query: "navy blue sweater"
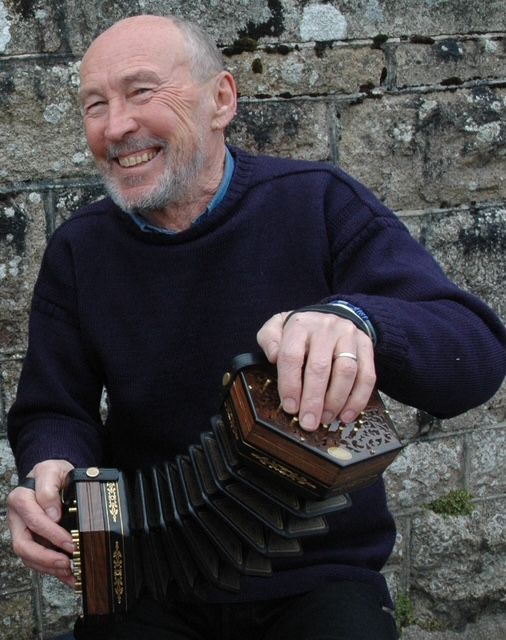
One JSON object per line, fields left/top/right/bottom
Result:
{"left": 8, "top": 148, "right": 506, "bottom": 604}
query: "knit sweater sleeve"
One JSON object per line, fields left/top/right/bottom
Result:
{"left": 7, "top": 230, "right": 106, "bottom": 479}
{"left": 321, "top": 178, "right": 506, "bottom": 418}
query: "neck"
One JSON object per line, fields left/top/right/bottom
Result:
{"left": 142, "top": 145, "right": 227, "bottom": 232}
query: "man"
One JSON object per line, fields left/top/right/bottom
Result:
{"left": 7, "top": 14, "right": 506, "bottom": 640}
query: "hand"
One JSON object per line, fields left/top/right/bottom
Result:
{"left": 7, "top": 460, "right": 76, "bottom": 586}
{"left": 257, "top": 311, "right": 376, "bottom": 431}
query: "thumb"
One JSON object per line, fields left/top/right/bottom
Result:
{"left": 257, "top": 312, "right": 289, "bottom": 363}
{"left": 31, "top": 460, "right": 74, "bottom": 523}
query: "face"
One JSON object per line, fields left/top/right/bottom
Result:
{"left": 79, "top": 18, "right": 220, "bottom": 215}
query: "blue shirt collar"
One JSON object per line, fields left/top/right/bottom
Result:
{"left": 126, "top": 148, "right": 235, "bottom": 235}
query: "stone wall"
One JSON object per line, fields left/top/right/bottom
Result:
{"left": 0, "top": 1, "right": 505, "bottom": 638}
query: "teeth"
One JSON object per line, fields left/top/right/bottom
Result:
{"left": 118, "top": 151, "right": 157, "bottom": 168}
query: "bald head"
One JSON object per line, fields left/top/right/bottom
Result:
{"left": 82, "top": 15, "right": 225, "bottom": 83}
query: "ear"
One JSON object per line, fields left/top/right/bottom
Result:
{"left": 211, "top": 71, "right": 237, "bottom": 131}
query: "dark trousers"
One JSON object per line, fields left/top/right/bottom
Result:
{"left": 74, "top": 581, "right": 399, "bottom": 640}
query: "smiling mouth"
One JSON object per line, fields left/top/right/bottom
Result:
{"left": 117, "top": 150, "right": 159, "bottom": 168}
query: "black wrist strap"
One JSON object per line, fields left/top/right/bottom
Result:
{"left": 282, "top": 304, "right": 371, "bottom": 338}
{"left": 18, "top": 477, "right": 36, "bottom": 490}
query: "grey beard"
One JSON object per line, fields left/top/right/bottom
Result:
{"left": 101, "top": 139, "right": 206, "bottom": 216}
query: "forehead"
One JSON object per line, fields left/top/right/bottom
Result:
{"left": 80, "top": 19, "right": 191, "bottom": 92}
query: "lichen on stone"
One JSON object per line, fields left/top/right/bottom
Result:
{"left": 428, "top": 489, "right": 474, "bottom": 517}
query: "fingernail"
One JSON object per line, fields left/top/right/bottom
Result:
{"left": 55, "top": 559, "right": 70, "bottom": 569}
{"left": 341, "top": 410, "right": 356, "bottom": 424}
{"left": 283, "top": 397, "right": 297, "bottom": 413}
{"left": 45, "top": 507, "right": 59, "bottom": 522}
{"left": 300, "top": 413, "right": 317, "bottom": 430}
{"left": 63, "top": 541, "right": 75, "bottom": 554}
{"left": 322, "top": 411, "right": 334, "bottom": 424}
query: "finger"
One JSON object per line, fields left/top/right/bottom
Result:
{"left": 297, "top": 336, "right": 336, "bottom": 431}
{"left": 23, "top": 547, "right": 74, "bottom": 582}
{"left": 274, "top": 320, "right": 309, "bottom": 416}
{"left": 257, "top": 312, "right": 290, "bottom": 362}
{"left": 319, "top": 348, "right": 359, "bottom": 425}
{"left": 8, "top": 485, "right": 74, "bottom": 556}
{"left": 24, "top": 554, "right": 74, "bottom": 585}
{"left": 31, "top": 459, "right": 74, "bottom": 523}
{"left": 338, "top": 336, "right": 377, "bottom": 423}
{"left": 8, "top": 499, "right": 74, "bottom": 577}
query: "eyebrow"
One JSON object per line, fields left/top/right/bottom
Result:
{"left": 119, "top": 70, "right": 162, "bottom": 86}
{"left": 79, "top": 69, "right": 162, "bottom": 103}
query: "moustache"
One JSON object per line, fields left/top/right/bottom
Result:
{"left": 106, "top": 138, "right": 168, "bottom": 161}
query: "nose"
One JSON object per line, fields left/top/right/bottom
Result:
{"left": 104, "top": 98, "right": 139, "bottom": 142}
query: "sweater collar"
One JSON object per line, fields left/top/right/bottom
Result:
{"left": 124, "top": 147, "right": 235, "bottom": 235}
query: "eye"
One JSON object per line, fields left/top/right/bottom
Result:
{"left": 129, "top": 87, "right": 155, "bottom": 104}
{"left": 132, "top": 87, "right": 152, "bottom": 98}
{"left": 84, "top": 99, "right": 106, "bottom": 115}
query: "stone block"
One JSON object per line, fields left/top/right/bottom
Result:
{"left": 40, "top": 575, "right": 80, "bottom": 637}
{"left": 332, "top": 0, "right": 506, "bottom": 40}
{"left": 468, "top": 426, "right": 506, "bottom": 498}
{"left": 0, "top": 590, "right": 34, "bottom": 640}
{"left": 382, "top": 566, "right": 401, "bottom": 606}
{"left": 383, "top": 376, "right": 505, "bottom": 439}
{"left": 0, "top": 438, "right": 17, "bottom": 503}
{"left": 387, "top": 516, "right": 408, "bottom": 566}
{"left": 0, "top": 192, "right": 47, "bottom": 353}
{"left": 0, "top": 59, "right": 91, "bottom": 185}
{"left": 338, "top": 87, "right": 506, "bottom": 211}
{"left": 1, "top": 0, "right": 146, "bottom": 56}
{"left": 400, "top": 206, "right": 506, "bottom": 319}
{"left": 224, "top": 0, "right": 506, "bottom": 44}
{"left": 53, "top": 183, "right": 105, "bottom": 229}
{"left": 381, "top": 394, "right": 421, "bottom": 441}
{"left": 0, "top": 356, "right": 23, "bottom": 432}
{"left": 398, "top": 205, "right": 506, "bottom": 433}
{"left": 0, "top": 512, "right": 31, "bottom": 591}
{"left": 384, "top": 437, "right": 463, "bottom": 511}
{"left": 0, "top": 0, "right": 64, "bottom": 55}
{"left": 402, "top": 614, "right": 506, "bottom": 640}
{"left": 226, "top": 42, "right": 385, "bottom": 98}
{"left": 228, "top": 98, "right": 334, "bottom": 160}
{"left": 410, "top": 499, "right": 506, "bottom": 626}
{"left": 396, "top": 37, "right": 506, "bottom": 89}
{"left": 441, "top": 384, "right": 506, "bottom": 432}
{"left": 400, "top": 205, "right": 506, "bottom": 432}
{"left": 0, "top": 0, "right": 291, "bottom": 56}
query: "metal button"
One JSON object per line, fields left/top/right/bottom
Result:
{"left": 327, "top": 446, "right": 353, "bottom": 460}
